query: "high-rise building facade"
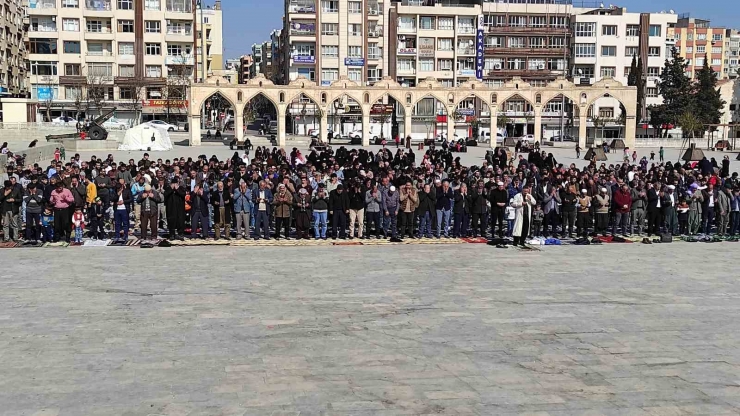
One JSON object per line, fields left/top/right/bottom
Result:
{"left": 572, "top": 7, "right": 676, "bottom": 125}
{"left": 727, "top": 29, "right": 739, "bottom": 79}
{"left": 237, "top": 54, "right": 253, "bottom": 83}
{"left": 0, "top": 0, "right": 27, "bottom": 97}
{"left": 672, "top": 16, "right": 726, "bottom": 80}
{"left": 195, "top": 1, "right": 224, "bottom": 81}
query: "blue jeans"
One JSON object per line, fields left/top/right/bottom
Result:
{"left": 74, "top": 226, "right": 83, "bottom": 242}
{"left": 384, "top": 213, "right": 398, "bottom": 237}
{"left": 418, "top": 212, "right": 433, "bottom": 237}
{"left": 731, "top": 211, "right": 740, "bottom": 235}
{"left": 507, "top": 220, "right": 514, "bottom": 237}
{"left": 702, "top": 207, "right": 715, "bottom": 234}
{"left": 313, "top": 211, "right": 327, "bottom": 238}
{"left": 114, "top": 209, "right": 130, "bottom": 240}
{"left": 436, "top": 209, "right": 451, "bottom": 237}
{"left": 191, "top": 210, "right": 208, "bottom": 238}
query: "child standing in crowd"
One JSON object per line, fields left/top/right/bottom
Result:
{"left": 88, "top": 197, "right": 105, "bottom": 240}
{"left": 505, "top": 198, "right": 516, "bottom": 237}
{"left": 40, "top": 207, "right": 54, "bottom": 243}
{"left": 531, "top": 204, "right": 544, "bottom": 237}
{"left": 72, "top": 206, "right": 85, "bottom": 243}
{"left": 54, "top": 148, "right": 61, "bottom": 162}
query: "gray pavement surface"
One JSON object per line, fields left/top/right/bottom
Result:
{"left": 2, "top": 244, "right": 740, "bottom": 415}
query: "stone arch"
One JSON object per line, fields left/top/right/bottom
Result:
{"left": 452, "top": 92, "right": 491, "bottom": 114}
{"left": 369, "top": 91, "right": 406, "bottom": 110}
{"left": 497, "top": 92, "right": 535, "bottom": 111}
{"left": 325, "top": 91, "right": 366, "bottom": 114}
{"left": 586, "top": 92, "right": 631, "bottom": 116}
{"left": 197, "top": 89, "right": 237, "bottom": 112}
{"left": 242, "top": 91, "right": 281, "bottom": 115}
{"left": 412, "top": 92, "right": 448, "bottom": 109}
{"left": 285, "top": 91, "right": 323, "bottom": 109}
{"left": 287, "top": 92, "right": 324, "bottom": 136}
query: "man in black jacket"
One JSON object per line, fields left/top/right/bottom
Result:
{"left": 416, "top": 184, "right": 436, "bottom": 238}
{"left": 329, "top": 184, "right": 350, "bottom": 239}
{"left": 24, "top": 183, "right": 44, "bottom": 241}
{"left": 452, "top": 183, "right": 471, "bottom": 238}
{"left": 489, "top": 181, "right": 508, "bottom": 238}
{"left": 1, "top": 180, "right": 22, "bottom": 242}
{"left": 113, "top": 178, "right": 133, "bottom": 241}
{"left": 190, "top": 184, "right": 210, "bottom": 239}
{"left": 646, "top": 182, "right": 661, "bottom": 237}
{"left": 164, "top": 179, "right": 187, "bottom": 240}
{"left": 348, "top": 181, "right": 365, "bottom": 239}
{"left": 470, "top": 181, "right": 488, "bottom": 237}
{"left": 560, "top": 185, "right": 578, "bottom": 238}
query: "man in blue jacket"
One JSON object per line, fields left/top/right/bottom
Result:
{"left": 253, "top": 180, "right": 273, "bottom": 240}
{"left": 233, "top": 180, "right": 253, "bottom": 239}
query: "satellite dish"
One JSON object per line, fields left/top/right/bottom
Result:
{"left": 669, "top": 9, "right": 674, "bottom": 13}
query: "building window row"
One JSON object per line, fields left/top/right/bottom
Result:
{"left": 57, "top": 0, "right": 191, "bottom": 12}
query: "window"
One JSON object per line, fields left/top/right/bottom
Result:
{"left": 485, "top": 36, "right": 502, "bottom": 48}
{"left": 397, "top": 58, "right": 415, "bottom": 73}
{"left": 529, "top": 16, "right": 546, "bottom": 28}
{"left": 574, "top": 44, "right": 595, "bottom": 58}
{"left": 646, "top": 87, "right": 658, "bottom": 98}
{"left": 696, "top": 33, "right": 706, "bottom": 41}
{"left": 547, "top": 58, "right": 565, "bottom": 71}
{"left": 508, "top": 37, "right": 525, "bottom": 48}
{"left": 118, "top": 19, "right": 134, "bottom": 33}
{"left": 167, "top": 44, "right": 188, "bottom": 56}
{"left": 145, "top": 0, "right": 160, "bottom": 10}
{"left": 509, "top": 16, "right": 526, "bottom": 28}
{"left": 66, "top": 86, "right": 83, "bottom": 100}
{"left": 601, "top": 46, "right": 616, "bottom": 56}
{"left": 419, "top": 58, "right": 434, "bottom": 72}
{"left": 367, "top": 67, "right": 382, "bottom": 82}
{"left": 321, "top": 45, "right": 338, "bottom": 58}
{"left": 119, "top": 87, "right": 134, "bottom": 100}
{"left": 368, "top": 43, "right": 380, "bottom": 59}
{"left": 648, "top": 25, "right": 661, "bottom": 37}
{"left": 550, "top": 16, "right": 568, "bottom": 28}
{"left": 624, "top": 67, "right": 631, "bottom": 77}
{"left": 88, "top": 63, "right": 112, "bottom": 77}
{"left": 713, "top": 34, "right": 723, "bottom": 41}
{"left": 600, "top": 67, "right": 615, "bottom": 77}
{"left": 118, "top": 42, "right": 134, "bottom": 55}
{"left": 549, "top": 37, "right": 565, "bottom": 48}
{"left": 348, "top": 24, "right": 361, "bottom": 36}
{"left": 146, "top": 65, "right": 162, "bottom": 77}
{"left": 602, "top": 25, "right": 617, "bottom": 36}
{"left": 507, "top": 58, "right": 525, "bottom": 70}
{"left": 437, "top": 38, "right": 453, "bottom": 51}
{"left": 626, "top": 24, "right": 639, "bottom": 37}
{"left": 65, "top": 63, "right": 81, "bottom": 76}
{"left": 321, "top": 0, "right": 338, "bottom": 12}
{"left": 695, "top": 57, "right": 704, "bottom": 66}
{"left": 29, "top": 38, "right": 57, "bottom": 54}
{"left": 146, "top": 43, "right": 161, "bottom": 55}
{"left": 484, "top": 58, "right": 503, "bottom": 70}
{"left": 118, "top": 65, "right": 134, "bottom": 77}
{"left": 87, "top": 42, "right": 108, "bottom": 56}
{"left": 441, "top": 79, "right": 453, "bottom": 88}
{"left": 458, "top": 17, "right": 474, "bottom": 34}
{"left": 348, "top": 1, "right": 361, "bottom": 14}
{"left": 686, "top": 46, "right": 693, "bottom": 54}
{"left": 528, "top": 58, "right": 545, "bottom": 70}
{"left": 347, "top": 46, "right": 362, "bottom": 58}
{"left": 348, "top": 68, "right": 362, "bottom": 82}
{"left": 529, "top": 37, "right": 545, "bottom": 48}
{"left": 294, "top": 43, "right": 315, "bottom": 57}
{"left": 117, "top": 0, "right": 132, "bottom": 10}
{"left": 322, "top": 68, "right": 338, "bottom": 83}
{"left": 62, "top": 18, "right": 80, "bottom": 32}
{"left": 687, "top": 33, "right": 693, "bottom": 40}
{"left": 62, "top": 0, "right": 79, "bottom": 7}
{"left": 625, "top": 46, "right": 638, "bottom": 57}
{"left": 63, "top": 41, "right": 80, "bottom": 54}
{"left": 598, "top": 107, "right": 614, "bottom": 118}
{"left": 438, "top": 59, "right": 453, "bottom": 71}
{"left": 712, "top": 47, "right": 722, "bottom": 54}
{"left": 438, "top": 17, "right": 453, "bottom": 30}
{"left": 647, "top": 67, "right": 660, "bottom": 77}
{"left": 420, "top": 16, "right": 435, "bottom": 30}
{"left": 321, "top": 23, "right": 338, "bottom": 35}
{"left": 575, "top": 22, "right": 595, "bottom": 37}
{"left": 398, "top": 16, "right": 416, "bottom": 31}
{"left": 712, "top": 58, "right": 722, "bottom": 66}
{"left": 31, "top": 61, "right": 57, "bottom": 75}
{"left": 648, "top": 47, "right": 661, "bottom": 57}
{"left": 146, "top": 21, "right": 161, "bottom": 33}
{"left": 86, "top": 20, "right": 103, "bottom": 32}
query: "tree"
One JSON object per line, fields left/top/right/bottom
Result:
{"left": 86, "top": 67, "right": 111, "bottom": 118}
{"left": 164, "top": 63, "right": 191, "bottom": 123}
{"left": 694, "top": 57, "right": 725, "bottom": 148}
{"left": 38, "top": 79, "right": 55, "bottom": 122}
{"left": 627, "top": 56, "right": 645, "bottom": 121}
{"left": 656, "top": 47, "right": 695, "bottom": 133}
{"left": 648, "top": 104, "right": 669, "bottom": 138}
{"left": 120, "top": 80, "right": 145, "bottom": 126}
{"left": 678, "top": 111, "right": 702, "bottom": 144}
{"left": 497, "top": 114, "right": 511, "bottom": 136}
{"left": 627, "top": 55, "right": 638, "bottom": 87}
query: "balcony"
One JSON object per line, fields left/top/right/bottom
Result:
{"left": 397, "top": 26, "right": 417, "bottom": 34}
{"left": 59, "top": 75, "right": 86, "bottom": 85}
{"left": 486, "top": 69, "right": 558, "bottom": 79}
{"left": 484, "top": 47, "right": 568, "bottom": 56}
{"left": 457, "top": 28, "right": 475, "bottom": 35}
{"left": 85, "top": 0, "right": 112, "bottom": 11}
{"left": 165, "top": 55, "right": 194, "bottom": 65}
{"left": 27, "top": 0, "right": 56, "bottom": 12}
{"left": 456, "top": 47, "right": 475, "bottom": 56}
{"left": 288, "top": 0, "right": 315, "bottom": 14}
{"left": 368, "top": 27, "right": 383, "bottom": 37}
{"left": 485, "top": 25, "right": 569, "bottom": 35}
{"left": 398, "top": 47, "right": 417, "bottom": 55}
{"left": 167, "top": 27, "right": 192, "bottom": 36}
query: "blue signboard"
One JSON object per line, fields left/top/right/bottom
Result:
{"left": 293, "top": 55, "right": 315, "bottom": 64}
{"left": 475, "top": 15, "right": 485, "bottom": 80}
{"left": 37, "top": 87, "right": 54, "bottom": 101}
{"left": 321, "top": 80, "right": 332, "bottom": 86}
{"left": 344, "top": 58, "right": 365, "bottom": 67}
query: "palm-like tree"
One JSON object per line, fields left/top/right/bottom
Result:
{"left": 678, "top": 111, "right": 703, "bottom": 147}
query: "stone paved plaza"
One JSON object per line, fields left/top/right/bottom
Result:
{"left": 2, "top": 244, "right": 740, "bottom": 415}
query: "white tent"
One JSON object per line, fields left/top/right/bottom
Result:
{"left": 118, "top": 124, "right": 173, "bottom": 151}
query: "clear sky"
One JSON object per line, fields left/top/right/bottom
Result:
{"left": 220, "top": 0, "right": 739, "bottom": 59}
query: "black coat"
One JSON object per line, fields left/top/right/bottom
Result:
{"left": 164, "top": 185, "right": 187, "bottom": 228}
{"left": 416, "top": 190, "right": 436, "bottom": 215}
{"left": 647, "top": 188, "right": 660, "bottom": 210}
{"left": 489, "top": 188, "right": 508, "bottom": 211}
{"left": 210, "top": 189, "right": 232, "bottom": 223}
{"left": 190, "top": 191, "right": 210, "bottom": 215}
{"left": 453, "top": 190, "right": 470, "bottom": 215}
{"left": 328, "top": 190, "right": 350, "bottom": 213}
{"left": 470, "top": 188, "right": 488, "bottom": 214}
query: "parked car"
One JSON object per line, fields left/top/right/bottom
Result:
{"left": 145, "top": 120, "right": 178, "bottom": 131}
{"left": 103, "top": 118, "right": 128, "bottom": 130}
{"left": 520, "top": 134, "right": 535, "bottom": 144}
{"left": 550, "top": 135, "right": 575, "bottom": 142}
{"left": 51, "top": 116, "right": 76, "bottom": 126}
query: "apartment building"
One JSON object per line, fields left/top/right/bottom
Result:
{"left": 727, "top": 29, "right": 739, "bottom": 79}
{"left": 251, "top": 43, "right": 262, "bottom": 76}
{"left": 195, "top": 1, "right": 224, "bottom": 81}
{"left": 282, "top": 0, "right": 387, "bottom": 86}
{"left": 572, "top": 6, "right": 677, "bottom": 132}
{"left": 672, "top": 16, "right": 726, "bottom": 80}
{"left": 0, "top": 0, "right": 27, "bottom": 96}
{"left": 237, "top": 54, "right": 252, "bottom": 83}
{"left": 24, "top": 0, "right": 225, "bottom": 124}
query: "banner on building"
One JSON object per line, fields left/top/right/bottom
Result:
{"left": 418, "top": 38, "right": 435, "bottom": 57}
{"left": 291, "top": 22, "right": 315, "bottom": 35}
{"left": 475, "top": 15, "right": 484, "bottom": 80}
{"left": 293, "top": 55, "right": 315, "bottom": 64}
{"left": 143, "top": 99, "right": 188, "bottom": 108}
{"left": 344, "top": 58, "right": 365, "bottom": 67}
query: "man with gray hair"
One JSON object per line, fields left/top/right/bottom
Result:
{"left": 233, "top": 180, "right": 252, "bottom": 239}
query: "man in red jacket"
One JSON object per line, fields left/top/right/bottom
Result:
{"left": 612, "top": 183, "right": 632, "bottom": 236}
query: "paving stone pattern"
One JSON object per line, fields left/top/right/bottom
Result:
{"left": 1, "top": 244, "right": 740, "bottom": 415}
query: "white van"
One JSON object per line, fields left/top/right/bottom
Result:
{"left": 268, "top": 120, "right": 278, "bottom": 134}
